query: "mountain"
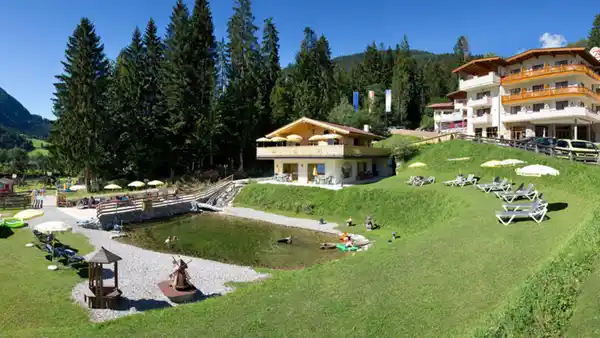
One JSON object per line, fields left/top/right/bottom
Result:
{"left": 0, "top": 124, "right": 33, "bottom": 151}
{"left": 0, "top": 86, "right": 52, "bottom": 139}
{"left": 332, "top": 49, "right": 456, "bottom": 70}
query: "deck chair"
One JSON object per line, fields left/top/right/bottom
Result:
{"left": 475, "top": 176, "right": 500, "bottom": 191}
{"left": 457, "top": 174, "right": 477, "bottom": 187}
{"left": 482, "top": 178, "right": 510, "bottom": 193}
{"left": 406, "top": 176, "right": 417, "bottom": 185}
{"left": 495, "top": 205, "right": 547, "bottom": 225}
{"left": 444, "top": 175, "right": 464, "bottom": 186}
{"left": 416, "top": 176, "right": 435, "bottom": 186}
{"left": 494, "top": 183, "right": 524, "bottom": 198}
{"left": 502, "top": 194, "right": 547, "bottom": 211}
{"left": 497, "top": 184, "right": 537, "bottom": 203}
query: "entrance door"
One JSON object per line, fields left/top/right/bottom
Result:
{"left": 535, "top": 126, "right": 548, "bottom": 137}
{"left": 578, "top": 125, "right": 589, "bottom": 140}
{"left": 511, "top": 127, "right": 526, "bottom": 140}
{"left": 372, "top": 163, "right": 378, "bottom": 176}
{"left": 555, "top": 126, "right": 571, "bottom": 139}
{"left": 282, "top": 163, "right": 298, "bottom": 181}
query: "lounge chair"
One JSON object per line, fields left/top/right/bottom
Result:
{"left": 481, "top": 178, "right": 510, "bottom": 193}
{"left": 494, "top": 183, "right": 524, "bottom": 198}
{"left": 496, "top": 184, "right": 537, "bottom": 203}
{"left": 406, "top": 176, "right": 417, "bottom": 185}
{"left": 444, "top": 175, "right": 463, "bottom": 186}
{"left": 456, "top": 174, "right": 477, "bottom": 187}
{"left": 55, "top": 247, "right": 85, "bottom": 264}
{"left": 502, "top": 194, "right": 547, "bottom": 211}
{"left": 475, "top": 176, "right": 500, "bottom": 191}
{"left": 415, "top": 176, "right": 435, "bottom": 186}
{"left": 495, "top": 205, "right": 547, "bottom": 225}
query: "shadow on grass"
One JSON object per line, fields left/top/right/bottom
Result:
{"left": 116, "top": 298, "right": 172, "bottom": 312}
{"left": 548, "top": 202, "right": 568, "bottom": 212}
{"left": 0, "top": 227, "right": 14, "bottom": 239}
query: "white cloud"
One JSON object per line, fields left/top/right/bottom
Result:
{"left": 539, "top": 33, "right": 567, "bottom": 48}
{"left": 516, "top": 48, "right": 526, "bottom": 54}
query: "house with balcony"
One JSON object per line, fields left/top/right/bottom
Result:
{"left": 256, "top": 117, "right": 393, "bottom": 186}
{"left": 429, "top": 90, "right": 468, "bottom": 133}
{"left": 453, "top": 47, "right": 600, "bottom": 140}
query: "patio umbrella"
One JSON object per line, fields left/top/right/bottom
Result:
{"left": 275, "top": 164, "right": 279, "bottom": 174}
{"left": 147, "top": 180, "right": 164, "bottom": 186}
{"left": 256, "top": 137, "right": 270, "bottom": 142}
{"left": 308, "top": 135, "right": 326, "bottom": 141}
{"left": 104, "top": 184, "right": 122, "bottom": 190}
{"left": 69, "top": 185, "right": 86, "bottom": 191}
{"left": 34, "top": 221, "right": 72, "bottom": 263}
{"left": 447, "top": 157, "right": 471, "bottom": 161}
{"left": 481, "top": 160, "right": 503, "bottom": 168}
{"left": 271, "top": 136, "right": 287, "bottom": 142}
{"left": 286, "top": 134, "right": 303, "bottom": 142}
{"left": 500, "top": 159, "right": 526, "bottom": 166}
{"left": 515, "top": 165, "right": 559, "bottom": 177}
{"left": 128, "top": 181, "right": 145, "bottom": 188}
{"left": 312, "top": 166, "right": 318, "bottom": 176}
{"left": 408, "top": 162, "right": 426, "bottom": 168}
{"left": 13, "top": 209, "right": 44, "bottom": 221}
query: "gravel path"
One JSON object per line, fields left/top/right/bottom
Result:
{"left": 222, "top": 206, "right": 340, "bottom": 234}
{"left": 37, "top": 196, "right": 269, "bottom": 323}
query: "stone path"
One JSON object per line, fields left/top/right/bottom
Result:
{"left": 222, "top": 206, "right": 340, "bottom": 234}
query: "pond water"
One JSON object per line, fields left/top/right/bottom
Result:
{"left": 119, "top": 213, "right": 345, "bottom": 269}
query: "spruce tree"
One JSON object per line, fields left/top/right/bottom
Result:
{"left": 391, "top": 35, "right": 420, "bottom": 128}
{"left": 256, "top": 17, "right": 281, "bottom": 136}
{"left": 587, "top": 14, "right": 600, "bottom": 49}
{"left": 362, "top": 42, "right": 383, "bottom": 86}
{"left": 50, "top": 18, "right": 111, "bottom": 189}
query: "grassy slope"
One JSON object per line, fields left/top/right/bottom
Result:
{"left": 7, "top": 140, "right": 600, "bottom": 337}
{"left": 0, "top": 229, "right": 93, "bottom": 332}
{"left": 27, "top": 138, "right": 49, "bottom": 155}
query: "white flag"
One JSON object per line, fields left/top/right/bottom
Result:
{"left": 385, "top": 89, "right": 392, "bottom": 112}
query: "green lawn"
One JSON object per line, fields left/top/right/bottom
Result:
{"left": 4, "top": 140, "right": 600, "bottom": 337}
{"left": 0, "top": 228, "right": 94, "bottom": 332}
{"left": 27, "top": 138, "right": 50, "bottom": 156}
{"left": 120, "top": 213, "right": 344, "bottom": 269}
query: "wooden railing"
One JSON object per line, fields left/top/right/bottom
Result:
{"left": 0, "top": 192, "right": 30, "bottom": 209}
{"left": 96, "top": 175, "right": 234, "bottom": 218}
{"left": 502, "top": 64, "right": 600, "bottom": 84}
{"left": 457, "top": 134, "right": 600, "bottom": 164}
{"left": 501, "top": 86, "right": 600, "bottom": 104}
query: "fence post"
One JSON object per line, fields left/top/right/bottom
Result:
{"left": 569, "top": 151, "right": 574, "bottom": 161}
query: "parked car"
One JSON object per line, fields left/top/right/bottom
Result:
{"left": 553, "top": 139, "right": 599, "bottom": 161}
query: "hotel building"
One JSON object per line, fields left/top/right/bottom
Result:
{"left": 431, "top": 47, "right": 600, "bottom": 141}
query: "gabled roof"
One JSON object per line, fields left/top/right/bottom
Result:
{"left": 426, "top": 102, "right": 454, "bottom": 109}
{"left": 88, "top": 246, "right": 122, "bottom": 264}
{"left": 505, "top": 47, "right": 600, "bottom": 67}
{"left": 265, "top": 117, "right": 384, "bottom": 139}
{"left": 447, "top": 90, "right": 466, "bottom": 100}
{"left": 453, "top": 57, "right": 507, "bottom": 75}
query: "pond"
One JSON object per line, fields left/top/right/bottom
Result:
{"left": 118, "top": 213, "right": 345, "bottom": 269}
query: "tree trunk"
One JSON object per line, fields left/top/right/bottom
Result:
{"left": 238, "top": 149, "right": 244, "bottom": 171}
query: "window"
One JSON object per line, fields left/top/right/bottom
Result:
{"left": 557, "top": 140, "right": 569, "bottom": 148}
{"left": 510, "top": 106, "right": 521, "bottom": 114}
{"left": 316, "top": 163, "right": 325, "bottom": 175}
{"left": 510, "top": 88, "right": 521, "bottom": 95}
{"left": 555, "top": 81, "right": 568, "bottom": 89}
{"left": 476, "top": 91, "right": 491, "bottom": 99}
{"left": 474, "top": 128, "right": 482, "bottom": 137}
{"left": 555, "top": 60, "right": 568, "bottom": 66}
{"left": 532, "top": 84, "right": 544, "bottom": 92}
{"left": 512, "top": 127, "right": 525, "bottom": 140}
{"left": 510, "top": 68, "right": 521, "bottom": 74}
{"left": 571, "top": 141, "right": 597, "bottom": 150}
{"left": 486, "top": 127, "right": 498, "bottom": 138}
{"left": 532, "top": 64, "right": 544, "bottom": 71}
{"left": 533, "top": 103, "right": 545, "bottom": 112}
{"left": 556, "top": 100, "right": 568, "bottom": 110}
{"left": 476, "top": 108, "right": 491, "bottom": 116}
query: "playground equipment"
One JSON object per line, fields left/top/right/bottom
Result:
{"left": 157, "top": 256, "right": 198, "bottom": 303}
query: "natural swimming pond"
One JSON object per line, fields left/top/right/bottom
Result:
{"left": 119, "top": 213, "right": 345, "bottom": 269}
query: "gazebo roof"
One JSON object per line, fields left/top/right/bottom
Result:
{"left": 88, "top": 246, "right": 122, "bottom": 264}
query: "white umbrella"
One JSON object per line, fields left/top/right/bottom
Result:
{"left": 69, "top": 185, "right": 86, "bottom": 191}
{"left": 481, "top": 160, "right": 503, "bottom": 168}
{"left": 447, "top": 157, "right": 471, "bottom": 161}
{"left": 408, "top": 162, "right": 426, "bottom": 168}
{"left": 104, "top": 184, "right": 122, "bottom": 190}
{"left": 147, "top": 180, "right": 164, "bottom": 186}
{"left": 128, "top": 181, "right": 145, "bottom": 188}
{"left": 34, "top": 221, "right": 73, "bottom": 263}
{"left": 515, "top": 165, "right": 560, "bottom": 177}
{"left": 500, "top": 159, "right": 526, "bottom": 166}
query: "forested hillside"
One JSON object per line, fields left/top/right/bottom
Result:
{"left": 0, "top": 86, "right": 52, "bottom": 139}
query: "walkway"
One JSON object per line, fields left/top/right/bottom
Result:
{"left": 222, "top": 206, "right": 340, "bottom": 234}
{"left": 36, "top": 196, "right": 268, "bottom": 323}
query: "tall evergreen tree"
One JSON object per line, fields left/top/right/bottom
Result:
{"left": 453, "top": 36, "right": 470, "bottom": 64}
{"left": 256, "top": 17, "right": 281, "bottom": 136}
{"left": 391, "top": 35, "right": 420, "bottom": 128}
{"left": 362, "top": 42, "right": 383, "bottom": 86}
{"left": 382, "top": 47, "right": 394, "bottom": 87}
{"left": 49, "top": 18, "right": 111, "bottom": 189}
{"left": 587, "top": 14, "right": 600, "bottom": 49}
{"left": 224, "top": 0, "right": 261, "bottom": 170}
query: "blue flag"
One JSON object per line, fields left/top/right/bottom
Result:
{"left": 353, "top": 92, "right": 359, "bottom": 112}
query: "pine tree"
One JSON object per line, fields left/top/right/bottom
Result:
{"left": 391, "top": 35, "right": 416, "bottom": 127}
{"left": 314, "top": 35, "right": 336, "bottom": 119}
{"left": 382, "top": 47, "right": 394, "bottom": 87}
{"left": 453, "top": 36, "right": 470, "bottom": 64}
{"left": 587, "top": 14, "right": 600, "bottom": 49}
{"left": 189, "top": 0, "right": 216, "bottom": 168}
{"left": 49, "top": 18, "right": 111, "bottom": 190}
{"left": 362, "top": 42, "right": 383, "bottom": 86}
{"left": 158, "top": 0, "right": 193, "bottom": 178}
{"left": 256, "top": 17, "right": 281, "bottom": 136}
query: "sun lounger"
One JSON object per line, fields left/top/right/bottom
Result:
{"left": 56, "top": 247, "right": 85, "bottom": 264}
{"left": 444, "top": 175, "right": 464, "bottom": 186}
{"left": 481, "top": 178, "right": 510, "bottom": 193}
{"left": 406, "top": 176, "right": 417, "bottom": 185}
{"left": 415, "top": 176, "right": 435, "bottom": 186}
{"left": 496, "top": 184, "right": 537, "bottom": 203}
{"left": 495, "top": 205, "right": 547, "bottom": 225}
{"left": 502, "top": 194, "right": 547, "bottom": 211}
{"left": 494, "top": 183, "right": 524, "bottom": 198}
{"left": 475, "top": 176, "right": 500, "bottom": 191}
{"left": 456, "top": 174, "right": 477, "bottom": 187}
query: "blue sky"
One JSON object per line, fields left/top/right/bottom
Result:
{"left": 0, "top": 0, "right": 597, "bottom": 119}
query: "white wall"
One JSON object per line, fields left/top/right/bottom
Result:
{"left": 273, "top": 158, "right": 392, "bottom": 184}
{"left": 501, "top": 55, "right": 588, "bottom": 75}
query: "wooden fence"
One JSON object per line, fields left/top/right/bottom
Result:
{"left": 0, "top": 192, "right": 31, "bottom": 209}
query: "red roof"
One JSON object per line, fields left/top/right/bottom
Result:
{"left": 426, "top": 102, "right": 454, "bottom": 109}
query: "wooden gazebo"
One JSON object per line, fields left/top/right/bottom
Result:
{"left": 84, "top": 246, "right": 123, "bottom": 309}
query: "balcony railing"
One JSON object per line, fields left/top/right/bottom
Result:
{"left": 435, "top": 112, "right": 465, "bottom": 122}
{"left": 502, "top": 64, "right": 600, "bottom": 84}
{"left": 502, "top": 106, "right": 600, "bottom": 123}
{"left": 501, "top": 86, "right": 600, "bottom": 104}
{"left": 467, "top": 96, "right": 492, "bottom": 107}
{"left": 459, "top": 72, "right": 501, "bottom": 91}
{"left": 471, "top": 113, "right": 492, "bottom": 124}
{"left": 256, "top": 145, "right": 390, "bottom": 159}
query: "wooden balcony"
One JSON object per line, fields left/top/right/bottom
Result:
{"left": 502, "top": 64, "right": 600, "bottom": 85}
{"left": 501, "top": 86, "right": 600, "bottom": 104}
{"left": 256, "top": 145, "right": 390, "bottom": 159}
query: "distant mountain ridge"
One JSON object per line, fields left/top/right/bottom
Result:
{"left": 332, "top": 49, "right": 456, "bottom": 70}
{"left": 0, "top": 86, "right": 52, "bottom": 139}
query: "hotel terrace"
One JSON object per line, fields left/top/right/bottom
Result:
{"left": 429, "top": 47, "right": 600, "bottom": 141}
{"left": 256, "top": 117, "right": 393, "bottom": 186}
